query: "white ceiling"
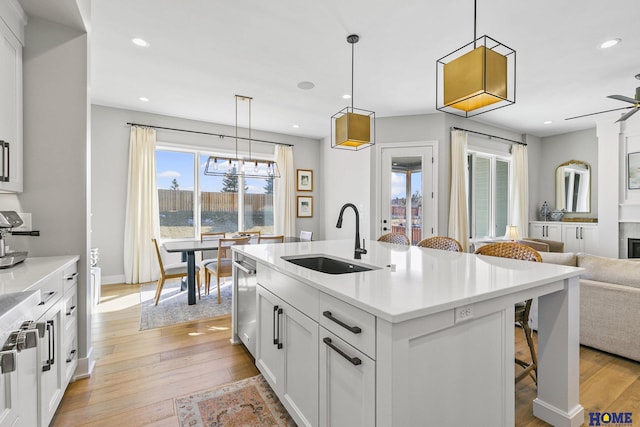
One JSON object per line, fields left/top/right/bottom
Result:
{"left": 25, "top": 0, "right": 640, "bottom": 139}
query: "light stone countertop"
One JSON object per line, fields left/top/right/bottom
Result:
{"left": 233, "top": 239, "right": 583, "bottom": 323}
{"left": 0, "top": 256, "right": 80, "bottom": 295}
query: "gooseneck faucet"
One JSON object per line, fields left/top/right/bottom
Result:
{"left": 336, "top": 203, "right": 367, "bottom": 260}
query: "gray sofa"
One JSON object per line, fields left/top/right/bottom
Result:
{"left": 539, "top": 251, "right": 640, "bottom": 362}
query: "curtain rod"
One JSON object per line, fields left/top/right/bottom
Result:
{"left": 451, "top": 126, "right": 526, "bottom": 146}
{"left": 126, "top": 122, "right": 294, "bottom": 147}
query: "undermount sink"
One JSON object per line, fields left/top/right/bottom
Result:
{"left": 281, "top": 254, "right": 378, "bottom": 275}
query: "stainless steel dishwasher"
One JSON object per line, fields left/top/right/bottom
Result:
{"left": 232, "top": 252, "right": 257, "bottom": 357}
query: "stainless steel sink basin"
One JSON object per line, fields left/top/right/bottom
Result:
{"left": 282, "top": 255, "right": 378, "bottom": 274}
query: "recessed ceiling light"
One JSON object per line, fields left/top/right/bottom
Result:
{"left": 132, "top": 37, "right": 150, "bottom": 47}
{"left": 297, "top": 81, "right": 315, "bottom": 90}
{"left": 342, "top": 94, "right": 351, "bottom": 99}
{"left": 599, "top": 38, "right": 621, "bottom": 49}
{"left": 292, "top": 124, "right": 299, "bottom": 128}
{"left": 543, "top": 120, "right": 553, "bottom": 125}
{"left": 139, "top": 97, "right": 149, "bottom": 102}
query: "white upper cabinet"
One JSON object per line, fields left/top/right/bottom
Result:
{"left": 0, "top": 1, "right": 25, "bottom": 192}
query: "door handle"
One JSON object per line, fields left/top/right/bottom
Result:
{"left": 276, "top": 308, "right": 283, "bottom": 349}
{"left": 272, "top": 305, "right": 278, "bottom": 345}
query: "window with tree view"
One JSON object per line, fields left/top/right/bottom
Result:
{"left": 155, "top": 148, "right": 275, "bottom": 239}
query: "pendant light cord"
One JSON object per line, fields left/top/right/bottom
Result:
{"left": 351, "top": 40, "right": 355, "bottom": 110}
{"left": 473, "top": 0, "right": 477, "bottom": 48}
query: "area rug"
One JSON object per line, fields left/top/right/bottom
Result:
{"left": 139, "top": 279, "right": 232, "bottom": 330}
{"left": 175, "top": 374, "right": 295, "bottom": 427}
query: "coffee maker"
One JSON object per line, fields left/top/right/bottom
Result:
{"left": 0, "top": 211, "right": 29, "bottom": 267}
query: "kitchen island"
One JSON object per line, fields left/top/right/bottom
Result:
{"left": 232, "top": 239, "right": 584, "bottom": 427}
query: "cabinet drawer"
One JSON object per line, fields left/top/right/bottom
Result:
{"left": 257, "top": 264, "right": 319, "bottom": 321}
{"left": 62, "top": 286, "right": 77, "bottom": 348}
{"left": 63, "top": 263, "right": 78, "bottom": 294}
{"left": 319, "top": 292, "right": 376, "bottom": 359}
{"left": 32, "top": 274, "right": 63, "bottom": 320}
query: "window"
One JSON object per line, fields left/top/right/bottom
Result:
{"left": 467, "top": 152, "right": 510, "bottom": 239}
{"left": 156, "top": 148, "right": 275, "bottom": 239}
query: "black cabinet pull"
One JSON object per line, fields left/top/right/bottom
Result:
{"left": 38, "top": 291, "right": 57, "bottom": 306}
{"left": 42, "top": 320, "right": 55, "bottom": 372}
{"left": 66, "top": 305, "right": 76, "bottom": 316}
{"left": 323, "top": 311, "right": 361, "bottom": 334}
{"left": 323, "top": 337, "right": 361, "bottom": 366}
{"left": 276, "top": 308, "right": 283, "bottom": 349}
{"left": 272, "top": 305, "right": 278, "bottom": 345}
{"left": 66, "top": 349, "right": 77, "bottom": 363}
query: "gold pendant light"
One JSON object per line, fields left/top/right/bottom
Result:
{"left": 436, "top": 0, "right": 516, "bottom": 117}
{"left": 331, "top": 34, "right": 375, "bottom": 150}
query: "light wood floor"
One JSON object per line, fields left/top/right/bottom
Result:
{"left": 52, "top": 283, "right": 640, "bottom": 426}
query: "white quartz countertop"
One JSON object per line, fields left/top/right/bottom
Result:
{"left": 233, "top": 240, "right": 583, "bottom": 323}
{"left": 0, "top": 256, "right": 80, "bottom": 295}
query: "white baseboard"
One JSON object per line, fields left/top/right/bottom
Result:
{"left": 73, "top": 347, "right": 95, "bottom": 380}
{"left": 102, "top": 274, "right": 126, "bottom": 285}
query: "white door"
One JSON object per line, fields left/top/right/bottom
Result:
{"left": 380, "top": 144, "right": 436, "bottom": 244}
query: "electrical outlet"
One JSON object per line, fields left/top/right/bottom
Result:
{"left": 455, "top": 305, "right": 474, "bottom": 323}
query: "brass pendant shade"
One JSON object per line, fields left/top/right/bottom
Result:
{"left": 436, "top": 1, "right": 516, "bottom": 117}
{"left": 331, "top": 34, "right": 375, "bottom": 150}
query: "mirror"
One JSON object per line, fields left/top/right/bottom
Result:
{"left": 555, "top": 160, "right": 590, "bottom": 213}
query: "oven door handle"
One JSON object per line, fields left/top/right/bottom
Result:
{"left": 233, "top": 260, "right": 256, "bottom": 275}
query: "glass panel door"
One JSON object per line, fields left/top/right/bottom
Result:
{"left": 380, "top": 146, "right": 434, "bottom": 245}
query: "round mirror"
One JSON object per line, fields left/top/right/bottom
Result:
{"left": 555, "top": 160, "right": 590, "bottom": 213}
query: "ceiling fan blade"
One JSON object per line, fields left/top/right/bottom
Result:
{"left": 565, "top": 106, "right": 633, "bottom": 121}
{"left": 615, "top": 107, "right": 640, "bottom": 123}
{"left": 607, "top": 94, "right": 639, "bottom": 104}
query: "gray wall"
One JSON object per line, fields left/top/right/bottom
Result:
{"left": 0, "top": 15, "right": 92, "bottom": 373}
{"left": 537, "top": 128, "right": 598, "bottom": 219}
{"left": 91, "top": 105, "right": 322, "bottom": 283}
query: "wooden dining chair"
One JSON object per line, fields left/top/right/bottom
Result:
{"left": 151, "top": 238, "right": 201, "bottom": 306}
{"left": 204, "top": 236, "right": 250, "bottom": 303}
{"left": 200, "top": 231, "right": 226, "bottom": 268}
{"left": 416, "top": 236, "right": 463, "bottom": 252}
{"left": 377, "top": 232, "right": 410, "bottom": 246}
{"left": 474, "top": 242, "right": 542, "bottom": 384}
{"left": 258, "top": 235, "right": 285, "bottom": 244}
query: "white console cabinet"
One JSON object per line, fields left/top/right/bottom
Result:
{"left": 530, "top": 221, "right": 599, "bottom": 254}
{"left": 528, "top": 221, "right": 562, "bottom": 240}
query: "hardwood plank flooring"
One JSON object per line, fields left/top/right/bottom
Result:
{"left": 52, "top": 283, "right": 639, "bottom": 426}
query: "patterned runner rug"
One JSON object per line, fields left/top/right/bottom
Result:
{"left": 175, "top": 374, "right": 295, "bottom": 427}
{"left": 139, "top": 279, "right": 232, "bottom": 330}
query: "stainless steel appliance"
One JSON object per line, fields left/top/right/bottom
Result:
{"left": 0, "top": 211, "right": 30, "bottom": 268}
{"left": 233, "top": 253, "right": 257, "bottom": 357}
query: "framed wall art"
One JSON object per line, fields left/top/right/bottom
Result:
{"left": 297, "top": 196, "right": 313, "bottom": 218}
{"left": 629, "top": 152, "right": 640, "bottom": 190}
{"left": 297, "top": 169, "right": 313, "bottom": 191}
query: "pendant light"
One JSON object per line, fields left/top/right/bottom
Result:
{"left": 436, "top": 0, "right": 516, "bottom": 117}
{"left": 331, "top": 34, "right": 375, "bottom": 150}
{"left": 204, "top": 95, "right": 280, "bottom": 178}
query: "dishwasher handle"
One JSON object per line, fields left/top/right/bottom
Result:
{"left": 233, "top": 260, "right": 256, "bottom": 275}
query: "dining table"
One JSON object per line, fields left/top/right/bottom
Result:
{"left": 162, "top": 235, "right": 301, "bottom": 305}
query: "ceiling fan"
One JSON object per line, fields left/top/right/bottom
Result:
{"left": 566, "top": 76, "right": 640, "bottom": 123}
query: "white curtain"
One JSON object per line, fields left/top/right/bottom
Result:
{"left": 274, "top": 145, "right": 295, "bottom": 237}
{"left": 510, "top": 143, "right": 528, "bottom": 238}
{"left": 123, "top": 126, "right": 161, "bottom": 284}
{"left": 448, "top": 130, "right": 469, "bottom": 252}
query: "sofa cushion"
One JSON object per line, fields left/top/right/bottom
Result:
{"left": 577, "top": 254, "right": 640, "bottom": 288}
{"left": 540, "top": 251, "right": 577, "bottom": 266}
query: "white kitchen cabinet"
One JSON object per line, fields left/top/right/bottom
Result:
{"left": 0, "top": 349, "right": 18, "bottom": 427}
{"left": 528, "top": 221, "right": 562, "bottom": 240}
{"left": 563, "top": 223, "right": 598, "bottom": 254}
{"left": 256, "top": 285, "right": 318, "bottom": 427}
{"left": 38, "top": 301, "right": 63, "bottom": 427}
{"left": 0, "top": 7, "right": 24, "bottom": 192}
{"left": 319, "top": 329, "right": 375, "bottom": 427}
